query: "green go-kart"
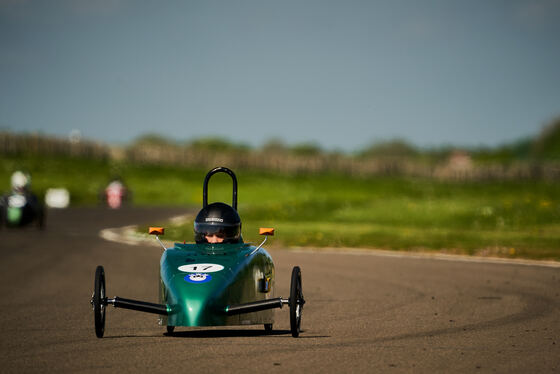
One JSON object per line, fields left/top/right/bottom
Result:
{"left": 91, "top": 167, "right": 305, "bottom": 338}
{"left": 0, "top": 191, "right": 45, "bottom": 229}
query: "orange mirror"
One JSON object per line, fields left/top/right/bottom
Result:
{"left": 149, "top": 227, "right": 165, "bottom": 235}
{"left": 259, "top": 227, "right": 274, "bottom": 236}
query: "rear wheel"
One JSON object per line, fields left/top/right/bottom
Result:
{"left": 37, "top": 206, "right": 45, "bottom": 229}
{"left": 289, "top": 266, "right": 304, "bottom": 338}
{"left": 0, "top": 201, "right": 5, "bottom": 229}
{"left": 93, "top": 266, "right": 106, "bottom": 338}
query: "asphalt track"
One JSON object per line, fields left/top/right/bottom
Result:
{"left": 0, "top": 207, "right": 559, "bottom": 373}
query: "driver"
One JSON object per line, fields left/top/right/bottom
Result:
{"left": 205, "top": 232, "right": 226, "bottom": 244}
{"left": 2, "top": 170, "right": 44, "bottom": 228}
{"left": 11, "top": 170, "right": 31, "bottom": 194}
{"left": 194, "top": 202, "right": 242, "bottom": 244}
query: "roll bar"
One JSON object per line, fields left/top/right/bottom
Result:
{"left": 203, "top": 167, "right": 238, "bottom": 210}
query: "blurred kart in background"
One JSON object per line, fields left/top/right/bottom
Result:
{"left": 44, "top": 188, "right": 70, "bottom": 209}
{"left": 0, "top": 171, "right": 45, "bottom": 229}
{"left": 99, "top": 177, "right": 131, "bottom": 209}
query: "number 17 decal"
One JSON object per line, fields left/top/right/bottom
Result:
{"left": 178, "top": 263, "right": 224, "bottom": 273}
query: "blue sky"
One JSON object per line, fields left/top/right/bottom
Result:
{"left": 1, "top": 0, "right": 559, "bottom": 151}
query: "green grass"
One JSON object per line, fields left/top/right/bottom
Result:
{"left": 2, "top": 154, "right": 559, "bottom": 260}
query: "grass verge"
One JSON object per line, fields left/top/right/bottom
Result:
{"left": 2, "top": 154, "right": 559, "bottom": 261}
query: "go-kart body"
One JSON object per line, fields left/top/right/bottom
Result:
{"left": 1, "top": 192, "right": 44, "bottom": 228}
{"left": 91, "top": 167, "right": 304, "bottom": 338}
{"left": 158, "top": 242, "right": 275, "bottom": 327}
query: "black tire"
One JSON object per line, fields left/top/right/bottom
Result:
{"left": 0, "top": 202, "right": 5, "bottom": 229}
{"left": 93, "top": 266, "right": 106, "bottom": 338}
{"left": 37, "top": 206, "right": 45, "bottom": 230}
{"left": 289, "top": 266, "right": 304, "bottom": 338}
{"left": 167, "top": 325, "right": 175, "bottom": 335}
{"left": 264, "top": 323, "right": 273, "bottom": 332}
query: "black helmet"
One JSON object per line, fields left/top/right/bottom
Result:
{"left": 194, "top": 167, "right": 242, "bottom": 244}
{"left": 194, "top": 202, "right": 242, "bottom": 243}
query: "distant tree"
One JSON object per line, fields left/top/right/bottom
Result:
{"left": 471, "top": 138, "right": 532, "bottom": 163}
{"left": 358, "top": 139, "right": 418, "bottom": 158}
{"left": 132, "top": 134, "right": 176, "bottom": 146}
{"left": 290, "top": 142, "right": 323, "bottom": 156}
{"left": 532, "top": 117, "right": 560, "bottom": 160}
{"left": 423, "top": 146, "right": 455, "bottom": 163}
{"left": 261, "top": 138, "right": 288, "bottom": 153}
{"left": 187, "top": 137, "right": 251, "bottom": 153}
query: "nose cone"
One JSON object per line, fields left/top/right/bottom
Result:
{"left": 184, "top": 299, "right": 208, "bottom": 326}
{"left": 166, "top": 273, "right": 230, "bottom": 327}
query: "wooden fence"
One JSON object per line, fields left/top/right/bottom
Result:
{"left": 2, "top": 132, "right": 559, "bottom": 180}
{"left": 0, "top": 132, "right": 109, "bottom": 159}
{"left": 126, "top": 144, "right": 560, "bottom": 180}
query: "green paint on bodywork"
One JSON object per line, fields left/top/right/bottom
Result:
{"left": 7, "top": 207, "right": 22, "bottom": 224}
{"left": 159, "top": 243, "right": 275, "bottom": 327}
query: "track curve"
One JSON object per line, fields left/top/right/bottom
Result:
{"left": 0, "top": 207, "right": 558, "bottom": 373}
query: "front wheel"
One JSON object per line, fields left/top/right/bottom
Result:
{"left": 289, "top": 266, "right": 304, "bottom": 338}
{"left": 92, "top": 266, "right": 107, "bottom": 338}
{"left": 0, "top": 202, "right": 5, "bottom": 229}
{"left": 36, "top": 206, "right": 45, "bottom": 229}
